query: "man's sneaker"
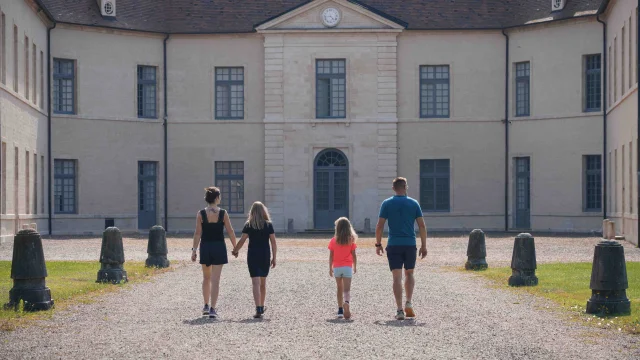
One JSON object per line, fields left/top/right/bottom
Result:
{"left": 337, "top": 308, "right": 344, "bottom": 318}
{"left": 343, "top": 302, "right": 351, "bottom": 320}
{"left": 202, "top": 304, "right": 210, "bottom": 317}
{"left": 209, "top": 307, "right": 218, "bottom": 319}
{"left": 405, "top": 302, "right": 416, "bottom": 318}
{"left": 395, "top": 310, "right": 405, "bottom": 320}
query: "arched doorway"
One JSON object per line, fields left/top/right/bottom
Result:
{"left": 314, "top": 149, "right": 349, "bottom": 229}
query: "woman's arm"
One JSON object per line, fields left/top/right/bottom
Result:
{"left": 269, "top": 233, "right": 277, "bottom": 268}
{"left": 223, "top": 212, "right": 237, "bottom": 249}
{"left": 328, "top": 250, "right": 334, "bottom": 277}
{"left": 233, "top": 234, "right": 248, "bottom": 255}
{"left": 191, "top": 212, "right": 202, "bottom": 262}
{"left": 352, "top": 250, "right": 357, "bottom": 274}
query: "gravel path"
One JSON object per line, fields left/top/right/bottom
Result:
{"left": 0, "top": 235, "right": 639, "bottom": 359}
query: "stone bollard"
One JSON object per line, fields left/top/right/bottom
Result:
{"left": 508, "top": 233, "right": 538, "bottom": 286}
{"left": 146, "top": 226, "right": 170, "bottom": 268}
{"left": 287, "top": 219, "right": 294, "bottom": 233}
{"left": 364, "top": 218, "right": 371, "bottom": 233}
{"left": 602, "top": 219, "right": 610, "bottom": 239}
{"left": 606, "top": 221, "right": 616, "bottom": 240}
{"left": 586, "top": 240, "right": 631, "bottom": 315}
{"left": 97, "top": 227, "right": 128, "bottom": 284}
{"left": 465, "top": 229, "right": 488, "bottom": 270}
{"left": 6, "top": 229, "right": 54, "bottom": 311}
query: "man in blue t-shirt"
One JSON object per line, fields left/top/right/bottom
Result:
{"left": 375, "top": 177, "right": 427, "bottom": 320}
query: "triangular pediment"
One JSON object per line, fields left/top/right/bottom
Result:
{"left": 255, "top": 0, "right": 405, "bottom": 32}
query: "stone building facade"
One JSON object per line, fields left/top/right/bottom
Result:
{"left": 0, "top": 0, "right": 638, "bottom": 245}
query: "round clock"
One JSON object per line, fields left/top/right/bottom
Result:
{"left": 321, "top": 8, "right": 341, "bottom": 27}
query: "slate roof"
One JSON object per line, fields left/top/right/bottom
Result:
{"left": 36, "top": 0, "right": 608, "bottom": 34}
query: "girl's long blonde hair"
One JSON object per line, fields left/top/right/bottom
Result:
{"left": 334, "top": 217, "right": 357, "bottom": 245}
{"left": 247, "top": 201, "right": 271, "bottom": 230}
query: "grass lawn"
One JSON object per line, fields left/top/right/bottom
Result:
{"left": 471, "top": 262, "right": 640, "bottom": 334}
{"left": 0, "top": 261, "right": 172, "bottom": 331}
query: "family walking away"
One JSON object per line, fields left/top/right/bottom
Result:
{"left": 191, "top": 177, "right": 428, "bottom": 321}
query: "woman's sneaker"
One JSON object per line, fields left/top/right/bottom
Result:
{"left": 202, "top": 304, "right": 210, "bottom": 317}
{"left": 395, "top": 310, "right": 405, "bottom": 320}
{"left": 337, "top": 308, "right": 344, "bottom": 318}
{"left": 209, "top": 307, "right": 218, "bottom": 319}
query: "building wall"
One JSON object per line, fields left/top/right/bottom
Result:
{"left": 50, "top": 25, "right": 165, "bottom": 235}
{"left": 166, "top": 34, "right": 265, "bottom": 232}
{"left": 605, "top": 0, "right": 638, "bottom": 245}
{"left": 0, "top": 0, "right": 50, "bottom": 242}
{"left": 507, "top": 19, "right": 604, "bottom": 232}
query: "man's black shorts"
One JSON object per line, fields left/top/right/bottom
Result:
{"left": 386, "top": 246, "right": 417, "bottom": 271}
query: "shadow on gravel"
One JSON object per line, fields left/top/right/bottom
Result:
{"left": 325, "top": 319, "right": 354, "bottom": 324}
{"left": 373, "top": 320, "right": 426, "bottom": 327}
{"left": 182, "top": 318, "right": 271, "bottom": 325}
{"left": 183, "top": 318, "right": 219, "bottom": 326}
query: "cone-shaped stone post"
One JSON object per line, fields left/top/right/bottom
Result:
{"left": 97, "top": 227, "right": 128, "bottom": 284}
{"left": 586, "top": 240, "right": 630, "bottom": 315}
{"left": 465, "top": 229, "right": 488, "bottom": 270}
{"left": 146, "top": 226, "right": 170, "bottom": 268}
{"left": 508, "top": 233, "right": 538, "bottom": 286}
{"left": 6, "top": 229, "right": 54, "bottom": 311}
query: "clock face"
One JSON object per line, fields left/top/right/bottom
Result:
{"left": 322, "top": 8, "right": 341, "bottom": 27}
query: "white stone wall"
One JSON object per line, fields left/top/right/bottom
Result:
{"left": 605, "top": 0, "right": 638, "bottom": 245}
{"left": 0, "top": 0, "right": 50, "bottom": 242}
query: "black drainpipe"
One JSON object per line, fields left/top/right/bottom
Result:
{"left": 596, "top": 16, "right": 607, "bottom": 221}
{"left": 163, "top": 34, "right": 169, "bottom": 231}
{"left": 502, "top": 29, "right": 510, "bottom": 231}
{"left": 47, "top": 22, "right": 57, "bottom": 235}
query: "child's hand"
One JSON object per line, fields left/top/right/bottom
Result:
{"left": 329, "top": 269, "right": 334, "bottom": 277}
{"left": 353, "top": 266, "right": 357, "bottom": 274}
{"left": 271, "top": 258, "right": 277, "bottom": 268}
{"left": 231, "top": 250, "right": 239, "bottom": 258}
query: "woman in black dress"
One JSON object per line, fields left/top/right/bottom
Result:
{"left": 191, "top": 187, "right": 237, "bottom": 319}
{"left": 232, "top": 201, "right": 278, "bottom": 318}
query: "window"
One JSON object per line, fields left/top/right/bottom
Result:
{"left": 53, "top": 58, "right": 75, "bottom": 114}
{"left": 32, "top": 43, "right": 36, "bottom": 103}
{"left": 25, "top": 151, "right": 29, "bottom": 214}
{"left": 54, "top": 159, "right": 76, "bottom": 214}
{"left": 515, "top": 62, "right": 530, "bottom": 116}
{"left": 215, "top": 67, "right": 244, "bottom": 119}
{"left": 420, "top": 65, "right": 450, "bottom": 118}
{"left": 0, "top": 12, "right": 5, "bottom": 84}
{"left": 137, "top": 65, "right": 157, "bottom": 118}
{"left": 316, "top": 59, "right": 346, "bottom": 118}
{"left": 613, "top": 37, "right": 617, "bottom": 102}
{"left": 215, "top": 161, "right": 244, "bottom": 214}
{"left": 13, "top": 25, "right": 17, "bottom": 92}
{"left": 40, "top": 155, "right": 44, "bottom": 214}
{"left": 33, "top": 153, "right": 37, "bottom": 214}
{"left": 583, "top": 155, "right": 602, "bottom": 212}
{"left": 622, "top": 26, "right": 625, "bottom": 93}
{"left": 420, "top": 159, "right": 450, "bottom": 212}
{"left": 24, "top": 36, "right": 28, "bottom": 99}
{"left": 1, "top": 142, "right": 5, "bottom": 214}
{"left": 584, "top": 54, "right": 601, "bottom": 111}
{"left": 40, "top": 51, "right": 43, "bottom": 108}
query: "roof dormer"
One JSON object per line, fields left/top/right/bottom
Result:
{"left": 551, "top": 0, "right": 567, "bottom": 12}
{"left": 97, "top": 0, "right": 116, "bottom": 18}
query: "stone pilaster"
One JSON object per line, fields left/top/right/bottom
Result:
{"left": 263, "top": 35, "right": 286, "bottom": 231}
{"left": 376, "top": 34, "right": 398, "bottom": 204}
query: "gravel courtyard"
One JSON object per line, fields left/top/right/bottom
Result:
{"left": 1, "top": 234, "right": 639, "bottom": 359}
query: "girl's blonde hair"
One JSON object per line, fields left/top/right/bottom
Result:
{"left": 334, "top": 217, "right": 357, "bottom": 245}
{"left": 247, "top": 201, "right": 271, "bottom": 230}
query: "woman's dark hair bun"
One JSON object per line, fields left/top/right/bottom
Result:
{"left": 204, "top": 187, "right": 221, "bottom": 204}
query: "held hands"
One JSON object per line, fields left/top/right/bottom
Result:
{"left": 231, "top": 249, "right": 239, "bottom": 258}
{"left": 419, "top": 246, "right": 428, "bottom": 259}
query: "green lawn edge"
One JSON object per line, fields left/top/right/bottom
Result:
{"left": 0, "top": 261, "right": 176, "bottom": 331}
{"left": 461, "top": 262, "right": 639, "bottom": 334}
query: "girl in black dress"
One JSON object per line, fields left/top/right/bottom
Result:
{"left": 232, "top": 201, "right": 278, "bottom": 318}
{"left": 191, "top": 187, "right": 237, "bottom": 319}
